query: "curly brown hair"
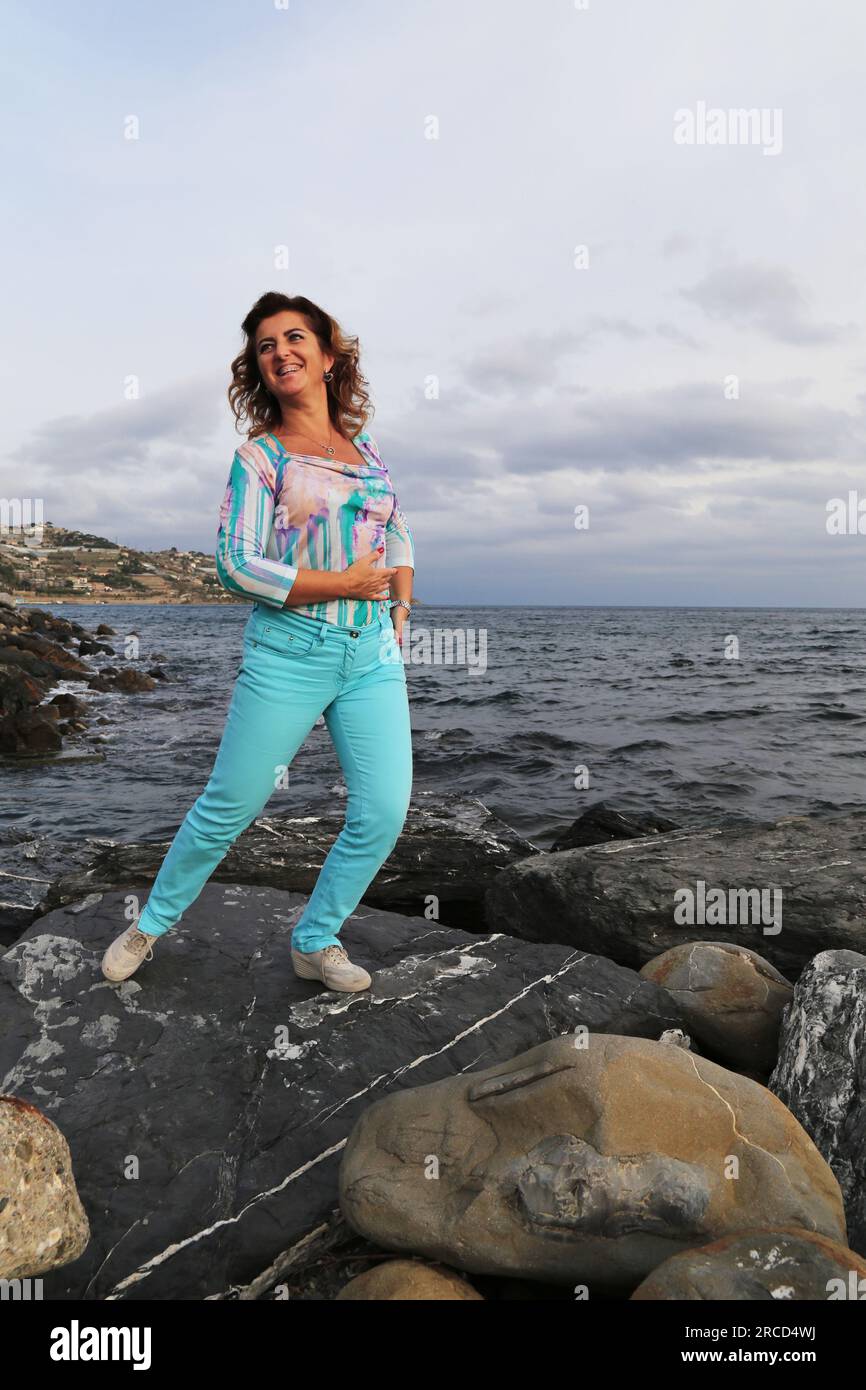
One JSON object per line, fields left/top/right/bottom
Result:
{"left": 227, "top": 292, "right": 374, "bottom": 443}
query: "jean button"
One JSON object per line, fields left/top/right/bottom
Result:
{"left": 350, "top": 630, "right": 358, "bottom": 638}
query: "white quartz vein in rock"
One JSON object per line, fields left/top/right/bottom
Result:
{"left": 286, "top": 936, "right": 504, "bottom": 1028}
{"left": 307, "top": 951, "right": 591, "bottom": 1127}
{"left": 104, "top": 1136, "right": 348, "bottom": 1298}
{"left": 682, "top": 1051, "right": 794, "bottom": 1185}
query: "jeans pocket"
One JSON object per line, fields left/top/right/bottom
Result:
{"left": 251, "top": 622, "right": 318, "bottom": 658}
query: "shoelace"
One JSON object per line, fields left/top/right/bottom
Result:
{"left": 125, "top": 930, "right": 155, "bottom": 962}
{"left": 320, "top": 945, "right": 350, "bottom": 965}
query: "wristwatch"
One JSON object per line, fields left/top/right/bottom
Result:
{"left": 389, "top": 598, "right": 412, "bottom": 614}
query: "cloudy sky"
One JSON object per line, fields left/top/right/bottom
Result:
{"left": 4, "top": 0, "right": 865, "bottom": 606}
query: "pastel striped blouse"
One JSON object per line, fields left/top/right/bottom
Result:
{"left": 215, "top": 429, "right": 415, "bottom": 628}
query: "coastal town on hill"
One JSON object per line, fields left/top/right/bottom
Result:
{"left": 0, "top": 522, "right": 233, "bottom": 605}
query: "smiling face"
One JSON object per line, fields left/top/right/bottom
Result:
{"left": 255, "top": 309, "right": 335, "bottom": 402}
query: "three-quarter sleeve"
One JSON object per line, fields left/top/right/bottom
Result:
{"left": 363, "top": 432, "right": 415, "bottom": 572}
{"left": 385, "top": 495, "right": 415, "bottom": 570}
{"left": 215, "top": 446, "right": 298, "bottom": 607}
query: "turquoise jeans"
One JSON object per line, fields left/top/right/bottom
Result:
{"left": 136, "top": 601, "right": 412, "bottom": 953}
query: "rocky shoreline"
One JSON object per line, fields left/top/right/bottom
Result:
{"left": 1, "top": 798, "right": 865, "bottom": 1300}
{"left": 0, "top": 593, "right": 171, "bottom": 760}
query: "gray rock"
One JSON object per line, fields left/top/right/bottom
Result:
{"left": 551, "top": 803, "right": 680, "bottom": 852}
{"left": 0, "top": 829, "right": 118, "bottom": 947}
{"left": 769, "top": 949, "right": 866, "bottom": 1256}
{"left": 484, "top": 814, "right": 866, "bottom": 977}
{"left": 0, "top": 883, "right": 684, "bottom": 1300}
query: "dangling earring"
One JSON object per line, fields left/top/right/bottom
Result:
{"left": 323, "top": 370, "right": 334, "bottom": 381}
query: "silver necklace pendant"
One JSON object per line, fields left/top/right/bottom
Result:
{"left": 276, "top": 423, "right": 338, "bottom": 456}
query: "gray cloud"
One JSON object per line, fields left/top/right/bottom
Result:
{"left": 655, "top": 321, "right": 701, "bottom": 349}
{"left": 681, "top": 263, "right": 857, "bottom": 346}
{"left": 661, "top": 234, "right": 697, "bottom": 258}
{"left": 408, "top": 371, "right": 865, "bottom": 473}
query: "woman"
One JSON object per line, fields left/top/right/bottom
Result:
{"left": 101, "top": 292, "right": 415, "bottom": 994}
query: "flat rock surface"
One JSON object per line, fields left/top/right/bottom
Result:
{"left": 0, "top": 883, "right": 683, "bottom": 1300}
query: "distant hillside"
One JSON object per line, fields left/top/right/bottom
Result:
{"left": 52, "top": 529, "right": 121, "bottom": 549}
{"left": 0, "top": 522, "right": 235, "bottom": 605}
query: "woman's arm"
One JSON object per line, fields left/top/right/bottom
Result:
{"left": 384, "top": 495, "right": 415, "bottom": 573}
{"left": 282, "top": 551, "right": 396, "bottom": 608}
{"left": 215, "top": 448, "right": 298, "bottom": 607}
{"left": 384, "top": 490, "right": 415, "bottom": 642}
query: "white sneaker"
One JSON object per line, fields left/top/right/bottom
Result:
{"left": 292, "top": 944, "right": 371, "bottom": 993}
{"left": 102, "top": 923, "right": 157, "bottom": 982}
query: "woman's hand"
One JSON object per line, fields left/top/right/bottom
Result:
{"left": 345, "top": 546, "right": 397, "bottom": 600}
